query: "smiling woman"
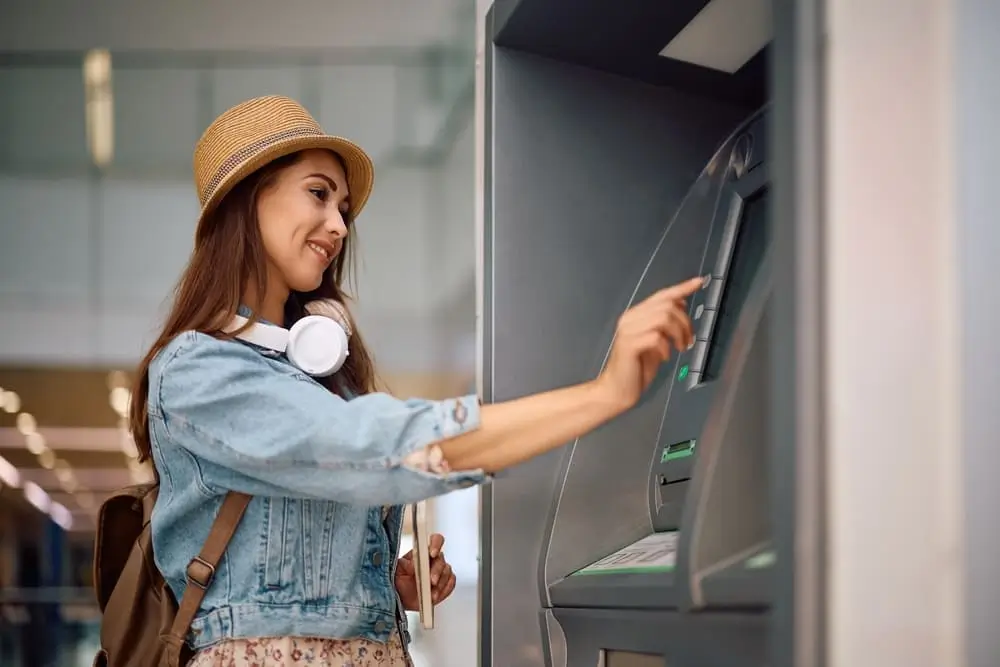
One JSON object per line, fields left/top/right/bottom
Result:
{"left": 96, "top": 95, "right": 702, "bottom": 667}
{"left": 252, "top": 150, "right": 354, "bottom": 323}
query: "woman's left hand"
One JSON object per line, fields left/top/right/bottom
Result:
{"left": 395, "top": 533, "right": 457, "bottom": 611}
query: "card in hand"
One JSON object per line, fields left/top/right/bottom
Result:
{"left": 408, "top": 501, "right": 434, "bottom": 630}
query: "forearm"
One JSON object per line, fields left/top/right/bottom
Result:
{"left": 435, "top": 379, "right": 625, "bottom": 473}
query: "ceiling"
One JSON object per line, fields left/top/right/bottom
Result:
{"left": 0, "top": 0, "right": 474, "bottom": 52}
{"left": 491, "top": 0, "right": 769, "bottom": 108}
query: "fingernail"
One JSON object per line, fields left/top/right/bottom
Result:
{"left": 432, "top": 574, "right": 439, "bottom": 585}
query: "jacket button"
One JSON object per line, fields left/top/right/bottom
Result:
{"left": 374, "top": 620, "right": 387, "bottom": 633}
{"left": 372, "top": 550, "right": 383, "bottom": 566}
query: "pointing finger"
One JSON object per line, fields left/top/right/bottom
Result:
{"left": 659, "top": 276, "right": 707, "bottom": 301}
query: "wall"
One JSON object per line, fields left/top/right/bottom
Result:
{"left": 824, "top": 1, "right": 964, "bottom": 666}
{"left": 0, "top": 56, "right": 477, "bottom": 375}
{"left": 957, "top": 1, "right": 1000, "bottom": 665}
{"left": 0, "top": 0, "right": 470, "bottom": 51}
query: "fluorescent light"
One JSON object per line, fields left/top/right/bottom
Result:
{"left": 49, "top": 502, "right": 74, "bottom": 531}
{"left": 659, "top": 0, "right": 772, "bottom": 74}
{"left": 38, "top": 448, "right": 56, "bottom": 469}
{"left": 109, "top": 387, "right": 130, "bottom": 418}
{"left": 23, "top": 481, "right": 51, "bottom": 513}
{"left": 54, "top": 462, "right": 74, "bottom": 484}
{"left": 0, "top": 455, "right": 20, "bottom": 488}
{"left": 83, "top": 49, "right": 115, "bottom": 168}
{"left": 24, "top": 432, "right": 46, "bottom": 456}
{"left": 15, "top": 412, "right": 36, "bottom": 435}
{"left": 1, "top": 391, "right": 20, "bottom": 414}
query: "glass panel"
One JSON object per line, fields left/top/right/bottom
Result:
{"left": 0, "top": 67, "right": 89, "bottom": 172}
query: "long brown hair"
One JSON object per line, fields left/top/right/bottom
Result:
{"left": 129, "top": 151, "right": 378, "bottom": 462}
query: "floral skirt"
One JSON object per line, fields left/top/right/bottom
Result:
{"left": 187, "top": 632, "right": 412, "bottom": 666}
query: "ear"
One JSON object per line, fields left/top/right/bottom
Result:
{"left": 304, "top": 298, "right": 354, "bottom": 338}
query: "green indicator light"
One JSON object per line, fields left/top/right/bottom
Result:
{"left": 745, "top": 550, "right": 777, "bottom": 570}
{"left": 677, "top": 364, "right": 689, "bottom": 381}
{"left": 663, "top": 439, "right": 696, "bottom": 462}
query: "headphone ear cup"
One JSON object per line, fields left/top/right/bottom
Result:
{"left": 287, "top": 315, "right": 349, "bottom": 376}
{"left": 304, "top": 298, "right": 353, "bottom": 338}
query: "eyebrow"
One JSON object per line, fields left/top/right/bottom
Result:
{"left": 306, "top": 172, "right": 352, "bottom": 211}
{"left": 307, "top": 173, "right": 340, "bottom": 191}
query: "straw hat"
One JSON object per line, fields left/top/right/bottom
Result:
{"left": 192, "top": 95, "right": 374, "bottom": 237}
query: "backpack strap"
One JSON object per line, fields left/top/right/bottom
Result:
{"left": 160, "top": 491, "right": 252, "bottom": 660}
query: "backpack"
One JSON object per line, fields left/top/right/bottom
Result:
{"left": 92, "top": 482, "right": 251, "bottom": 667}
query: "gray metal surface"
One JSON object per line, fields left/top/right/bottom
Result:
{"left": 683, "top": 260, "right": 773, "bottom": 609}
{"left": 542, "top": 112, "right": 770, "bottom": 602}
{"left": 958, "top": 3, "right": 1000, "bottom": 666}
{"left": 551, "top": 607, "right": 768, "bottom": 667}
{"left": 698, "top": 542, "right": 774, "bottom": 609}
{"left": 480, "top": 38, "right": 748, "bottom": 667}
{"left": 548, "top": 570, "right": 679, "bottom": 610}
{"left": 477, "top": 12, "right": 496, "bottom": 667}
{"left": 769, "top": 1, "right": 826, "bottom": 666}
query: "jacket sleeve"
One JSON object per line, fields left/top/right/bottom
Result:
{"left": 149, "top": 331, "right": 489, "bottom": 505}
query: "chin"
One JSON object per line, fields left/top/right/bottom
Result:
{"left": 288, "top": 273, "right": 326, "bottom": 294}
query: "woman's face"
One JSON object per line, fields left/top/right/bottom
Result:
{"left": 256, "top": 149, "right": 351, "bottom": 296}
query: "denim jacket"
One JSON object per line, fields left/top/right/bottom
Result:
{"left": 146, "top": 329, "right": 487, "bottom": 650}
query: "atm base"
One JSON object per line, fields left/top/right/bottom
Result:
{"left": 549, "top": 571, "right": 679, "bottom": 610}
{"left": 698, "top": 543, "right": 775, "bottom": 610}
{"left": 551, "top": 606, "right": 768, "bottom": 667}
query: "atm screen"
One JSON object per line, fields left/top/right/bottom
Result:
{"left": 703, "top": 187, "right": 770, "bottom": 381}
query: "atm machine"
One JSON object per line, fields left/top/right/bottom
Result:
{"left": 480, "top": 1, "right": 1000, "bottom": 666}
{"left": 480, "top": 1, "right": 777, "bottom": 665}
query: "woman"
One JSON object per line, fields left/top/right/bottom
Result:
{"left": 130, "top": 95, "right": 704, "bottom": 666}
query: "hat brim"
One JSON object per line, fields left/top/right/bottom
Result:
{"left": 195, "top": 134, "right": 374, "bottom": 238}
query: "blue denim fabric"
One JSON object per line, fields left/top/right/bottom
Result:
{"left": 146, "top": 329, "right": 486, "bottom": 649}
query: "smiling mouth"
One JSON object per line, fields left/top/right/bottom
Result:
{"left": 307, "top": 241, "right": 335, "bottom": 263}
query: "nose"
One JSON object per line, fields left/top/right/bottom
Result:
{"left": 325, "top": 210, "right": 349, "bottom": 239}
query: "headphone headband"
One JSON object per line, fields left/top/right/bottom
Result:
{"left": 227, "top": 314, "right": 290, "bottom": 352}
{"left": 226, "top": 300, "right": 351, "bottom": 377}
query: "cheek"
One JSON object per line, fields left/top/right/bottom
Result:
{"left": 257, "top": 197, "right": 305, "bottom": 257}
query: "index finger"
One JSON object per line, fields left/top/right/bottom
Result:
{"left": 659, "top": 276, "right": 707, "bottom": 300}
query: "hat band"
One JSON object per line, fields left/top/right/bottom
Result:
{"left": 202, "top": 126, "right": 326, "bottom": 206}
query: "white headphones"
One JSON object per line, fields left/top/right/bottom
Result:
{"left": 228, "top": 299, "right": 352, "bottom": 377}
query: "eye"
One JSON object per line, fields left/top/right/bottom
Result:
{"left": 309, "top": 186, "right": 329, "bottom": 202}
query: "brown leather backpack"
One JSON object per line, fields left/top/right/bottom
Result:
{"left": 92, "top": 483, "right": 250, "bottom": 667}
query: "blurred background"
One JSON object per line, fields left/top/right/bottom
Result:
{"left": 0, "top": 1, "right": 483, "bottom": 665}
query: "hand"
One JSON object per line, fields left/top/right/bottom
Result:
{"left": 597, "top": 276, "right": 705, "bottom": 411}
{"left": 395, "top": 533, "right": 457, "bottom": 611}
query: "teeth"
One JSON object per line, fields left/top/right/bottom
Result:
{"left": 308, "top": 242, "right": 330, "bottom": 259}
